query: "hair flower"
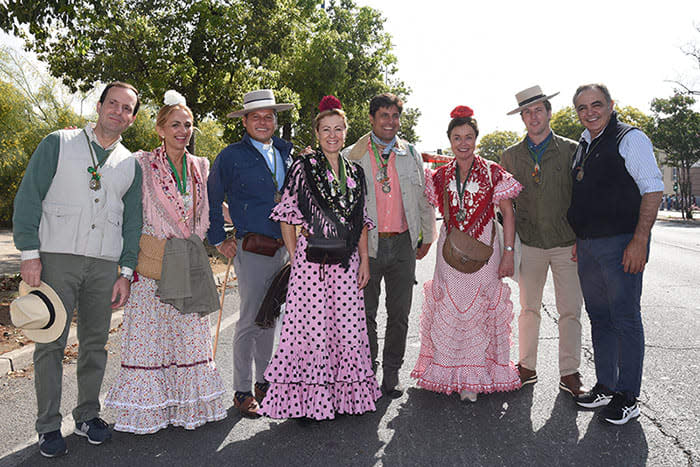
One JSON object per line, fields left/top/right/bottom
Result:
{"left": 164, "top": 90, "right": 187, "bottom": 106}
{"left": 450, "top": 105, "right": 474, "bottom": 119}
{"left": 319, "top": 95, "right": 342, "bottom": 112}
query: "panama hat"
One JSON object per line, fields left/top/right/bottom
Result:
{"left": 227, "top": 89, "right": 294, "bottom": 118}
{"left": 507, "top": 85, "right": 560, "bottom": 115}
{"left": 10, "top": 281, "right": 67, "bottom": 343}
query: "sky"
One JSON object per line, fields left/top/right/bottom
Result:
{"left": 357, "top": 0, "right": 700, "bottom": 152}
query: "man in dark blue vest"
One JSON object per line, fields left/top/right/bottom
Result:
{"left": 567, "top": 84, "right": 662, "bottom": 425}
{"left": 208, "top": 89, "right": 294, "bottom": 417}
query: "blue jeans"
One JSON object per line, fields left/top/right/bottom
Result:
{"left": 576, "top": 234, "right": 645, "bottom": 398}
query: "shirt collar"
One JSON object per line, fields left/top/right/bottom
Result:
{"left": 526, "top": 131, "right": 553, "bottom": 152}
{"left": 84, "top": 123, "right": 122, "bottom": 151}
{"left": 249, "top": 137, "right": 274, "bottom": 153}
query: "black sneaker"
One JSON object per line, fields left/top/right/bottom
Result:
{"left": 74, "top": 417, "right": 112, "bottom": 445}
{"left": 575, "top": 383, "right": 614, "bottom": 408}
{"left": 38, "top": 430, "right": 67, "bottom": 458}
{"left": 601, "top": 393, "right": 640, "bottom": 425}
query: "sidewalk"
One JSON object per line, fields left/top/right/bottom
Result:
{"left": 0, "top": 229, "right": 20, "bottom": 276}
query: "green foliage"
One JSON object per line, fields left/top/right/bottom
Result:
{"left": 477, "top": 130, "right": 521, "bottom": 162}
{"left": 195, "top": 119, "right": 227, "bottom": 162}
{"left": 651, "top": 93, "right": 700, "bottom": 219}
{"left": 121, "top": 106, "right": 160, "bottom": 153}
{"left": 0, "top": 0, "right": 419, "bottom": 149}
{"left": 550, "top": 107, "right": 584, "bottom": 141}
{"left": 616, "top": 105, "right": 654, "bottom": 135}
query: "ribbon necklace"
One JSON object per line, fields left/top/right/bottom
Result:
{"left": 370, "top": 139, "right": 392, "bottom": 193}
{"left": 165, "top": 152, "right": 188, "bottom": 195}
{"left": 83, "top": 129, "right": 114, "bottom": 191}
{"left": 325, "top": 153, "right": 348, "bottom": 195}
{"left": 574, "top": 136, "right": 603, "bottom": 182}
{"left": 526, "top": 132, "right": 552, "bottom": 184}
{"left": 455, "top": 158, "right": 475, "bottom": 222}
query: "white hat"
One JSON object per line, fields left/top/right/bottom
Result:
{"left": 507, "top": 85, "right": 560, "bottom": 115}
{"left": 227, "top": 89, "right": 294, "bottom": 118}
{"left": 10, "top": 281, "right": 67, "bottom": 343}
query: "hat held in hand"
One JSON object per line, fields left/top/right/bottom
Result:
{"left": 10, "top": 281, "right": 67, "bottom": 343}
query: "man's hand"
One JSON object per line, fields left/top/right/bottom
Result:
{"left": 416, "top": 242, "right": 432, "bottom": 260}
{"left": 111, "top": 276, "right": 131, "bottom": 309}
{"left": 622, "top": 235, "right": 647, "bottom": 274}
{"left": 571, "top": 243, "right": 577, "bottom": 263}
{"left": 20, "top": 258, "right": 42, "bottom": 287}
{"left": 216, "top": 237, "right": 238, "bottom": 259}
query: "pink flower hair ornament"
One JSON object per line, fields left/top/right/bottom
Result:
{"left": 319, "top": 95, "right": 342, "bottom": 112}
{"left": 450, "top": 105, "right": 474, "bottom": 119}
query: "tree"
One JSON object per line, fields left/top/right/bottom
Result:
{"left": 651, "top": 93, "right": 700, "bottom": 219}
{"left": 1, "top": 0, "right": 419, "bottom": 147}
{"left": 550, "top": 107, "right": 584, "bottom": 141}
{"left": 669, "top": 25, "right": 700, "bottom": 96}
{"left": 477, "top": 130, "right": 521, "bottom": 162}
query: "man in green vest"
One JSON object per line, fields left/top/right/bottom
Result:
{"left": 500, "top": 85, "right": 586, "bottom": 397}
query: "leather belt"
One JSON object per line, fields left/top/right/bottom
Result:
{"left": 378, "top": 231, "right": 403, "bottom": 239}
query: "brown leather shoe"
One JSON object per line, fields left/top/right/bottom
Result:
{"left": 517, "top": 363, "right": 537, "bottom": 386}
{"left": 560, "top": 372, "right": 587, "bottom": 396}
{"left": 254, "top": 382, "right": 269, "bottom": 403}
{"left": 234, "top": 393, "right": 260, "bottom": 418}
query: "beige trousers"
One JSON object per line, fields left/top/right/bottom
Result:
{"left": 517, "top": 244, "right": 583, "bottom": 376}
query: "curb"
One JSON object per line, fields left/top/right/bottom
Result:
{"left": 0, "top": 271, "right": 235, "bottom": 375}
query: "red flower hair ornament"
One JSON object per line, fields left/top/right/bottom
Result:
{"left": 450, "top": 105, "right": 474, "bottom": 119}
{"left": 319, "top": 95, "right": 342, "bottom": 112}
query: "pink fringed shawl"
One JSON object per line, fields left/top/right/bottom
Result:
{"left": 136, "top": 146, "right": 210, "bottom": 240}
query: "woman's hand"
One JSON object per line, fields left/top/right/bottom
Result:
{"left": 498, "top": 251, "right": 514, "bottom": 279}
{"left": 358, "top": 256, "right": 370, "bottom": 289}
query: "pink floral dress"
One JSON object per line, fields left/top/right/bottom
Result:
{"left": 105, "top": 147, "right": 226, "bottom": 434}
{"left": 411, "top": 157, "right": 523, "bottom": 395}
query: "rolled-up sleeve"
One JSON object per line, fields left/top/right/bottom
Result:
{"left": 619, "top": 130, "right": 664, "bottom": 195}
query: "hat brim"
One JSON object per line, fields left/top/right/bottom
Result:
{"left": 507, "top": 92, "right": 560, "bottom": 115}
{"left": 227, "top": 103, "right": 295, "bottom": 118}
{"left": 17, "top": 281, "right": 68, "bottom": 344}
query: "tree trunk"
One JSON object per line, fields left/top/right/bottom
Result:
{"left": 680, "top": 161, "right": 693, "bottom": 220}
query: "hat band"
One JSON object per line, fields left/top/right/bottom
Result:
{"left": 30, "top": 290, "right": 56, "bottom": 330}
{"left": 518, "top": 93, "right": 547, "bottom": 107}
{"left": 244, "top": 97, "right": 275, "bottom": 105}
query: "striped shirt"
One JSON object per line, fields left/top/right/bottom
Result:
{"left": 577, "top": 128, "right": 663, "bottom": 195}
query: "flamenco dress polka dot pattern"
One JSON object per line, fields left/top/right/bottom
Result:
{"left": 259, "top": 159, "right": 381, "bottom": 420}
{"left": 411, "top": 160, "right": 523, "bottom": 395}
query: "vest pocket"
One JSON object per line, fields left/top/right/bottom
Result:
{"left": 101, "top": 209, "right": 124, "bottom": 258}
{"left": 39, "top": 202, "right": 82, "bottom": 251}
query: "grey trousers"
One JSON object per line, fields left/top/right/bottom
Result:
{"left": 34, "top": 253, "right": 117, "bottom": 434}
{"left": 232, "top": 246, "right": 288, "bottom": 393}
{"left": 364, "top": 231, "right": 416, "bottom": 389}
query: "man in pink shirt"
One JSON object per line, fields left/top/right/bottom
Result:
{"left": 344, "top": 93, "right": 435, "bottom": 398}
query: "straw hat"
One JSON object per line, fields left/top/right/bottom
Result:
{"left": 227, "top": 89, "right": 294, "bottom": 118}
{"left": 507, "top": 85, "right": 559, "bottom": 115}
{"left": 10, "top": 281, "right": 67, "bottom": 343}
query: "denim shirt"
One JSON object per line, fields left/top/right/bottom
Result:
{"left": 207, "top": 133, "right": 293, "bottom": 244}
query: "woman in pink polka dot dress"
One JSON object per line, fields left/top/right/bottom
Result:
{"left": 259, "top": 96, "right": 381, "bottom": 421}
{"left": 411, "top": 106, "right": 523, "bottom": 402}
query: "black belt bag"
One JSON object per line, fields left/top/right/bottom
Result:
{"left": 306, "top": 237, "right": 347, "bottom": 265}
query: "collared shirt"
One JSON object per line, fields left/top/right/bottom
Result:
{"left": 368, "top": 140, "right": 408, "bottom": 233}
{"left": 250, "top": 138, "right": 285, "bottom": 190}
{"left": 578, "top": 128, "right": 663, "bottom": 195}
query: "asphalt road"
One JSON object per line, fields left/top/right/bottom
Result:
{"left": 1, "top": 220, "right": 698, "bottom": 466}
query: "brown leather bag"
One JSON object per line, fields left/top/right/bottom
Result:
{"left": 241, "top": 233, "right": 284, "bottom": 257}
{"left": 136, "top": 234, "right": 167, "bottom": 279}
{"left": 441, "top": 176, "right": 494, "bottom": 274}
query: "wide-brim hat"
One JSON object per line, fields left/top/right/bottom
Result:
{"left": 507, "top": 85, "right": 559, "bottom": 115}
{"left": 10, "top": 281, "right": 67, "bottom": 343}
{"left": 227, "top": 89, "right": 294, "bottom": 118}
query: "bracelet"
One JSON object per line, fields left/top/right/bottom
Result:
{"left": 504, "top": 246, "right": 514, "bottom": 252}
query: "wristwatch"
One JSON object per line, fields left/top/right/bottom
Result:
{"left": 120, "top": 271, "right": 134, "bottom": 282}
{"left": 504, "top": 246, "right": 514, "bottom": 252}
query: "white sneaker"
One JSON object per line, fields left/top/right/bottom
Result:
{"left": 459, "top": 390, "right": 477, "bottom": 402}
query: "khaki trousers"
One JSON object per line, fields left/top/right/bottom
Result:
{"left": 517, "top": 244, "right": 583, "bottom": 376}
